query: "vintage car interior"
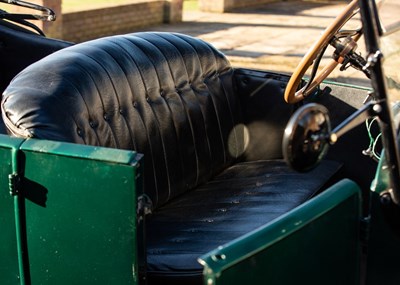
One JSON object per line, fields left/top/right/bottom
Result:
{"left": 2, "top": 29, "right": 352, "bottom": 284}
{"left": 1, "top": 0, "right": 398, "bottom": 284}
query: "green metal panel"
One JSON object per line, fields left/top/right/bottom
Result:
{"left": 200, "top": 179, "right": 362, "bottom": 285}
{"left": 0, "top": 135, "right": 25, "bottom": 285}
{"left": 367, "top": 154, "right": 400, "bottom": 284}
{"left": 19, "top": 139, "right": 142, "bottom": 284}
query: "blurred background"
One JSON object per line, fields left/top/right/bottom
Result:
{"left": 1, "top": 0, "right": 370, "bottom": 86}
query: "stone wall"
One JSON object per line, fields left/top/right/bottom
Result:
{"left": 5, "top": 0, "right": 182, "bottom": 43}
{"left": 199, "top": 0, "right": 277, "bottom": 12}
{"left": 63, "top": 1, "right": 165, "bottom": 42}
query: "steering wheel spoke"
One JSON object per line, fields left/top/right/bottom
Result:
{"left": 284, "top": 0, "right": 361, "bottom": 104}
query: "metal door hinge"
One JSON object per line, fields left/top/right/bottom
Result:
{"left": 137, "top": 194, "right": 153, "bottom": 223}
{"left": 359, "top": 215, "right": 371, "bottom": 244}
{"left": 8, "top": 173, "right": 21, "bottom": 196}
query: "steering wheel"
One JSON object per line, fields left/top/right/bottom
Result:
{"left": 284, "top": 0, "right": 361, "bottom": 104}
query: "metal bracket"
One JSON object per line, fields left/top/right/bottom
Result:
{"left": 8, "top": 173, "right": 21, "bottom": 196}
{"left": 137, "top": 194, "right": 153, "bottom": 223}
{"left": 329, "top": 100, "right": 380, "bottom": 143}
{"left": 0, "top": 0, "right": 56, "bottom": 21}
{"left": 359, "top": 215, "right": 371, "bottom": 244}
{"left": 363, "top": 50, "right": 383, "bottom": 71}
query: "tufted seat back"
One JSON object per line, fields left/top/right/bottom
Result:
{"left": 2, "top": 32, "right": 246, "bottom": 208}
{"left": 2, "top": 32, "right": 345, "bottom": 284}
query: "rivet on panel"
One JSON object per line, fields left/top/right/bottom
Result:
{"left": 211, "top": 254, "right": 226, "bottom": 262}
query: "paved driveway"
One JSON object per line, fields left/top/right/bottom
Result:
{"left": 147, "top": 1, "right": 375, "bottom": 87}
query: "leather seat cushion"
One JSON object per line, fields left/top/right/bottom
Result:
{"left": 0, "top": 19, "right": 72, "bottom": 96}
{"left": 146, "top": 159, "right": 342, "bottom": 285}
{"left": 2, "top": 32, "right": 243, "bottom": 209}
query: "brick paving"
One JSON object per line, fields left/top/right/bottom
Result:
{"left": 145, "top": 1, "right": 375, "bottom": 86}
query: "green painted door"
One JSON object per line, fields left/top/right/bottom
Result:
{"left": 3, "top": 138, "right": 143, "bottom": 285}
{"left": 200, "top": 179, "right": 362, "bottom": 285}
{"left": 0, "top": 135, "right": 25, "bottom": 285}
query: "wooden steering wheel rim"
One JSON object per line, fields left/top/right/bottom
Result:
{"left": 284, "top": 0, "right": 360, "bottom": 104}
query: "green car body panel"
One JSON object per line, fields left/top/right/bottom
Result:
{"left": 0, "top": 135, "right": 25, "bottom": 285}
{"left": 199, "top": 179, "right": 362, "bottom": 285}
{"left": 367, "top": 155, "right": 400, "bottom": 284}
{"left": 1, "top": 137, "right": 143, "bottom": 284}
{"left": 2, "top": 136, "right": 364, "bottom": 285}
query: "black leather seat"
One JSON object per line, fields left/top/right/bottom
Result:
{"left": 1, "top": 32, "right": 342, "bottom": 284}
{"left": 0, "top": 19, "right": 72, "bottom": 134}
{"left": 146, "top": 160, "right": 340, "bottom": 285}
